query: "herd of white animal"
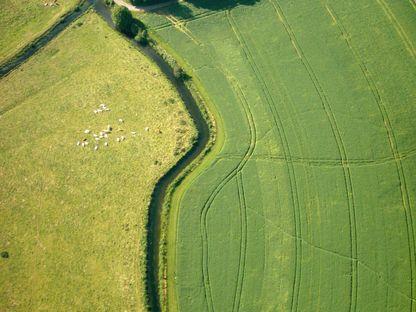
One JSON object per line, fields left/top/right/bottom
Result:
{"left": 76, "top": 103, "right": 150, "bottom": 151}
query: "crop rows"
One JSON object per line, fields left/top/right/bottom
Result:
{"left": 142, "top": 0, "right": 416, "bottom": 311}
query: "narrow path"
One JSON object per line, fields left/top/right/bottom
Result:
{"left": 0, "top": 2, "right": 212, "bottom": 312}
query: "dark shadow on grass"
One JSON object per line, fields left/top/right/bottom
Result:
{"left": 158, "top": 3, "right": 194, "bottom": 19}
{"left": 186, "top": 0, "right": 260, "bottom": 11}
{"left": 154, "top": 0, "right": 260, "bottom": 19}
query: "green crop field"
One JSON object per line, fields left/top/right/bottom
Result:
{"left": 0, "top": 0, "right": 81, "bottom": 65}
{"left": 142, "top": 0, "right": 416, "bottom": 311}
{"left": 0, "top": 11, "right": 196, "bottom": 311}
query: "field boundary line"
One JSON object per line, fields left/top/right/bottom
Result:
{"left": 249, "top": 204, "right": 416, "bottom": 304}
{"left": 217, "top": 147, "right": 416, "bottom": 167}
{"left": 376, "top": 0, "right": 416, "bottom": 58}
{"left": 165, "top": 15, "right": 202, "bottom": 46}
{"left": 269, "top": 1, "right": 360, "bottom": 311}
{"left": 152, "top": 11, "right": 224, "bottom": 32}
{"left": 152, "top": 22, "right": 172, "bottom": 32}
{"left": 226, "top": 10, "right": 304, "bottom": 312}
{"left": 247, "top": 205, "right": 354, "bottom": 261}
{"left": 183, "top": 10, "right": 224, "bottom": 24}
{"left": 358, "top": 262, "right": 416, "bottom": 303}
{"left": 325, "top": 4, "right": 416, "bottom": 308}
{"left": 199, "top": 80, "right": 256, "bottom": 312}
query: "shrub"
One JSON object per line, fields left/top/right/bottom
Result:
{"left": 1, "top": 251, "right": 9, "bottom": 259}
{"left": 135, "top": 29, "right": 149, "bottom": 46}
{"left": 173, "top": 65, "right": 190, "bottom": 80}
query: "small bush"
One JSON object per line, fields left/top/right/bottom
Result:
{"left": 173, "top": 65, "right": 190, "bottom": 81}
{"left": 135, "top": 29, "right": 148, "bottom": 46}
{"left": 1, "top": 251, "right": 9, "bottom": 259}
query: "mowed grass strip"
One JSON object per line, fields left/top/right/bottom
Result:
{"left": 0, "top": 12, "right": 196, "bottom": 311}
{"left": 0, "top": 0, "right": 81, "bottom": 65}
{"left": 142, "top": 0, "right": 416, "bottom": 311}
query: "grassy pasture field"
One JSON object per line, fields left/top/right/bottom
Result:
{"left": 142, "top": 0, "right": 416, "bottom": 311}
{"left": 0, "top": 0, "right": 81, "bottom": 65}
{"left": 0, "top": 11, "right": 195, "bottom": 311}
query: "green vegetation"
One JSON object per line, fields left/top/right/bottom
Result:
{"left": 130, "top": 0, "right": 167, "bottom": 6}
{"left": 0, "top": 0, "right": 81, "bottom": 65}
{"left": 135, "top": 29, "right": 149, "bottom": 46}
{"left": 112, "top": 6, "right": 135, "bottom": 36}
{"left": 142, "top": 0, "right": 416, "bottom": 311}
{"left": 112, "top": 5, "right": 146, "bottom": 38}
{"left": 0, "top": 12, "right": 196, "bottom": 311}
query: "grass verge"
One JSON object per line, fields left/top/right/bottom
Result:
{"left": 143, "top": 29, "right": 225, "bottom": 312}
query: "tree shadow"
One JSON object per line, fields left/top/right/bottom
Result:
{"left": 185, "top": 0, "right": 260, "bottom": 11}
{"left": 158, "top": 3, "right": 194, "bottom": 19}
{"left": 154, "top": 0, "right": 260, "bottom": 19}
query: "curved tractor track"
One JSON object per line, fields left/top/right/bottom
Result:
{"left": 0, "top": 1, "right": 211, "bottom": 312}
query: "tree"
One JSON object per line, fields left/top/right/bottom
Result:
{"left": 130, "top": 0, "right": 149, "bottom": 5}
{"left": 130, "top": 0, "right": 168, "bottom": 5}
{"left": 112, "top": 6, "right": 134, "bottom": 37}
